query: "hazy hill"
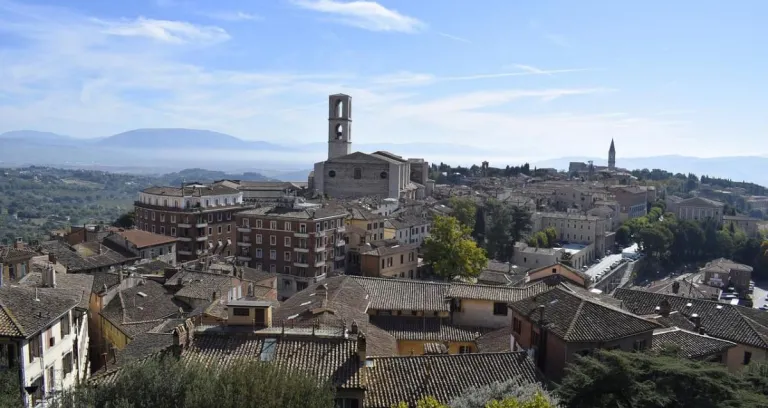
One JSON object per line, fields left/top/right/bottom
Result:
{"left": 0, "top": 130, "right": 75, "bottom": 143}
{"left": 96, "top": 128, "right": 286, "bottom": 150}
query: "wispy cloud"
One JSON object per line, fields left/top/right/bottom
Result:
{"left": 97, "top": 16, "right": 230, "bottom": 44}
{"left": 203, "top": 11, "right": 262, "bottom": 22}
{"left": 291, "top": 0, "right": 425, "bottom": 33}
{"left": 373, "top": 66, "right": 593, "bottom": 86}
{"left": 437, "top": 32, "right": 471, "bottom": 44}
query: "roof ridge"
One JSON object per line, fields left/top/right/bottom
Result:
{"left": 732, "top": 307, "right": 768, "bottom": 349}
{"left": 118, "top": 290, "right": 127, "bottom": 324}
{"left": 558, "top": 286, "right": 659, "bottom": 321}
{"left": 563, "top": 298, "right": 586, "bottom": 340}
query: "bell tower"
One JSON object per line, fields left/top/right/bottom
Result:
{"left": 328, "top": 94, "right": 352, "bottom": 160}
{"left": 608, "top": 138, "right": 616, "bottom": 171}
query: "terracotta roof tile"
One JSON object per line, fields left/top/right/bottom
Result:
{"left": 447, "top": 281, "right": 550, "bottom": 303}
{"left": 115, "top": 229, "right": 177, "bottom": 249}
{"left": 369, "top": 316, "right": 489, "bottom": 342}
{"left": 350, "top": 277, "right": 450, "bottom": 312}
{"left": 652, "top": 327, "right": 737, "bottom": 359}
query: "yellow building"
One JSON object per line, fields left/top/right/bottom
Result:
{"left": 369, "top": 315, "right": 485, "bottom": 356}
{"left": 0, "top": 243, "right": 36, "bottom": 283}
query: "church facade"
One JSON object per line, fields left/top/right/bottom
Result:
{"left": 312, "top": 94, "right": 429, "bottom": 199}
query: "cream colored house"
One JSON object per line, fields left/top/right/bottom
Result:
{"left": 675, "top": 197, "right": 725, "bottom": 224}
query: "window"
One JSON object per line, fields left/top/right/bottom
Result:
{"left": 744, "top": 351, "right": 753, "bottom": 365}
{"left": 459, "top": 346, "right": 472, "bottom": 354}
{"left": 493, "top": 302, "right": 508, "bottom": 316}
{"left": 160, "top": 214, "right": 165, "bottom": 222}
{"left": 299, "top": 223, "right": 307, "bottom": 233}
{"left": 160, "top": 226, "right": 165, "bottom": 235}
{"left": 353, "top": 168, "right": 362, "bottom": 179}
{"left": 47, "top": 366, "right": 55, "bottom": 394}
{"left": 218, "top": 226, "right": 222, "bottom": 234}
{"left": 283, "top": 266, "right": 291, "bottom": 274}
{"left": 208, "top": 214, "right": 213, "bottom": 222}
{"left": 328, "top": 170, "right": 336, "bottom": 178}
{"left": 151, "top": 225, "right": 156, "bottom": 233}
{"left": 284, "top": 237, "right": 291, "bottom": 247}
{"left": 171, "top": 227, "right": 176, "bottom": 236}
{"left": 400, "top": 254, "right": 404, "bottom": 264}
{"left": 60, "top": 315, "right": 70, "bottom": 338}
{"left": 255, "top": 234, "right": 262, "bottom": 244}
{"left": 531, "top": 330, "right": 540, "bottom": 347}
{"left": 633, "top": 339, "right": 647, "bottom": 352}
{"left": 270, "top": 221, "right": 277, "bottom": 230}
{"left": 0, "top": 343, "right": 17, "bottom": 368}
{"left": 335, "top": 398, "right": 360, "bottom": 408}
{"left": 284, "top": 251, "right": 291, "bottom": 261}
{"left": 270, "top": 235, "right": 277, "bottom": 245}
{"left": 208, "top": 227, "right": 212, "bottom": 235}
{"left": 270, "top": 264, "right": 276, "bottom": 273}
{"left": 256, "top": 220, "right": 263, "bottom": 228}
{"left": 227, "top": 212, "right": 232, "bottom": 220}
{"left": 151, "top": 211, "right": 155, "bottom": 221}
{"left": 380, "top": 171, "right": 388, "bottom": 179}
{"left": 217, "top": 213, "right": 223, "bottom": 222}
{"left": 63, "top": 352, "right": 73, "bottom": 376}
{"left": 255, "top": 249, "right": 263, "bottom": 258}
{"left": 270, "top": 250, "right": 277, "bottom": 260}
{"left": 232, "top": 308, "right": 250, "bottom": 316}
{"left": 227, "top": 225, "right": 231, "bottom": 233}
{"left": 512, "top": 317, "right": 522, "bottom": 334}
{"left": 242, "top": 218, "right": 250, "bottom": 227}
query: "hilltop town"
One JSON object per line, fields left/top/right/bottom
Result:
{"left": 2, "top": 94, "right": 768, "bottom": 407}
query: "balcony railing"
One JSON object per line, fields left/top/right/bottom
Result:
{"left": 237, "top": 242, "right": 251, "bottom": 247}
{"left": 294, "top": 247, "right": 309, "bottom": 253}
{"left": 237, "top": 227, "right": 251, "bottom": 233}
{"left": 294, "top": 261, "right": 309, "bottom": 268}
{"left": 294, "top": 231, "right": 309, "bottom": 238}
{"left": 196, "top": 236, "right": 208, "bottom": 242}
{"left": 314, "top": 246, "right": 326, "bottom": 252}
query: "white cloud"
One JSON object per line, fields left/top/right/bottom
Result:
{"left": 291, "top": 0, "right": 425, "bottom": 33}
{"left": 97, "top": 16, "right": 230, "bottom": 44}
{"left": 437, "top": 32, "right": 471, "bottom": 44}
{"left": 0, "top": 1, "right": 707, "bottom": 161}
{"left": 203, "top": 11, "right": 262, "bottom": 22}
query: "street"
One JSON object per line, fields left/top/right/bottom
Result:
{"left": 584, "top": 254, "right": 624, "bottom": 280}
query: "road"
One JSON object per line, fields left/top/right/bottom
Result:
{"left": 584, "top": 254, "right": 624, "bottom": 280}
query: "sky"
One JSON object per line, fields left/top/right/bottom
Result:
{"left": 0, "top": 0, "right": 766, "bottom": 162}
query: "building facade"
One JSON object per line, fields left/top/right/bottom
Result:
{"left": 134, "top": 184, "right": 246, "bottom": 262}
{"left": 312, "top": 94, "right": 427, "bottom": 199}
{"left": 360, "top": 242, "right": 420, "bottom": 279}
{"left": 235, "top": 197, "right": 348, "bottom": 299}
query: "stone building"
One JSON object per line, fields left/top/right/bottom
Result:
{"left": 312, "top": 94, "right": 428, "bottom": 199}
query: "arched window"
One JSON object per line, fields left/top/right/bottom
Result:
{"left": 335, "top": 124, "right": 343, "bottom": 139}
{"left": 354, "top": 168, "right": 362, "bottom": 179}
{"left": 335, "top": 99, "right": 343, "bottom": 118}
{"left": 163, "top": 199, "right": 168, "bottom": 207}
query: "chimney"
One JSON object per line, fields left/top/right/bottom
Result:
{"left": 672, "top": 281, "right": 680, "bottom": 294}
{"left": 48, "top": 253, "right": 57, "bottom": 264}
{"left": 691, "top": 313, "right": 701, "bottom": 332}
{"left": 350, "top": 320, "right": 359, "bottom": 335}
{"left": 118, "top": 267, "right": 124, "bottom": 283}
{"left": 659, "top": 299, "right": 671, "bottom": 317}
{"left": 14, "top": 237, "right": 23, "bottom": 249}
{"left": 48, "top": 265, "right": 56, "bottom": 288}
{"left": 357, "top": 332, "right": 367, "bottom": 364}
{"left": 317, "top": 283, "right": 328, "bottom": 300}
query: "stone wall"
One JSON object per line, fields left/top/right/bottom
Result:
{"left": 323, "top": 161, "right": 391, "bottom": 198}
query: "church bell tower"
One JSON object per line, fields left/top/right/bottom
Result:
{"left": 608, "top": 138, "right": 616, "bottom": 171}
{"left": 328, "top": 94, "right": 352, "bottom": 160}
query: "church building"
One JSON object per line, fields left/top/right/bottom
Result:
{"left": 311, "top": 94, "right": 429, "bottom": 199}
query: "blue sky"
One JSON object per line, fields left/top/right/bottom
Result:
{"left": 0, "top": 0, "right": 766, "bottom": 161}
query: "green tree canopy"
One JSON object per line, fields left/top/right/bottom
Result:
{"left": 449, "top": 197, "right": 477, "bottom": 228}
{"left": 558, "top": 349, "right": 768, "bottom": 408}
{"left": 423, "top": 215, "right": 488, "bottom": 280}
{"left": 48, "top": 356, "right": 335, "bottom": 408}
{"left": 112, "top": 211, "right": 136, "bottom": 228}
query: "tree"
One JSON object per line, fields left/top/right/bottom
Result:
{"left": 615, "top": 226, "right": 631, "bottom": 247}
{"left": 449, "top": 379, "right": 559, "bottom": 408}
{"left": 50, "top": 356, "right": 335, "bottom": 408}
{"left": 560, "top": 251, "right": 573, "bottom": 267}
{"left": 423, "top": 215, "right": 488, "bottom": 281}
{"left": 558, "top": 349, "right": 768, "bottom": 408}
{"left": 472, "top": 206, "right": 486, "bottom": 246}
{"left": 449, "top": 197, "right": 477, "bottom": 228}
{"left": 485, "top": 200, "right": 513, "bottom": 261}
{"left": 112, "top": 211, "right": 136, "bottom": 228}
{"left": 0, "top": 370, "right": 22, "bottom": 408}
{"left": 509, "top": 206, "right": 532, "bottom": 243}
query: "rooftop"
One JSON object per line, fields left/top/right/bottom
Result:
{"left": 369, "top": 315, "right": 489, "bottom": 343}
{"left": 142, "top": 184, "right": 241, "bottom": 197}
{"left": 652, "top": 327, "right": 737, "bottom": 359}
{"left": 447, "top": 281, "right": 550, "bottom": 303}
{"left": 18, "top": 271, "right": 93, "bottom": 310}
{"left": 511, "top": 287, "right": 660, "bottom": 342}
{"left": 100, "top": 279, "right": 187, "bottom": 339}
{"left": 0, "top": 286, "right": 80, "bottom": 338}
{"left": 114, "top": 229, "right": 178, "bottom": 249}
{"left": 238, "top": 204, "right": 347, "bottom": 220}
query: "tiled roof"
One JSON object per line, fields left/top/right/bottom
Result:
{"left": 423, "top": 343, "right": 448, "bottom": 355}
{"left": 652, "top": 327, "right": 737, "bottom": 359}
{"left": 350, "top": 277, "right": 450, "bottom": 312}
{"left": 40, "top": 240, "right": 137, "bottom": 273}
{"left": 364, "top": 352, "right": 541, "bottom": 408}
{"left": 701, "top": 258, "right": 753, "bottom": 273}
{"left": 678, "top": 196, "right": 724, "bottom": 207}
{"left": 238, "top": 205, "right": 347, "bottom": 220}
{"left": 361, "top": 242, "right": 420, "bottom": 257}
{"left": 165, "top": 270, "right": 234, "bottom": 301}
{"left": 636, "top": 278, "right": 721, "bottom": 299}
{"left": 143, "top": 184, "right": 241, "bottom": 197}
{"left": 511, "top": 287, "right": 660, "bottom": 342}
{"left": 114, "top": 332, "right": 175, "bottom": 365}
{"left": 114, "top": 229, "right": 177, "bottom": 249}
{"left": 241, "top": 266, "right": 275, "bottom": 283}
{"left": 90, "top": 271, "right": 121, "bottom": 294}
{"left": 100, "top": 280, "right": 187, "bottom": 339}
{"left": 0, "top": 286, "right": 79, "bottom": 338}
{"left": 18, "top": 272, "right": 93, "bottom": 310}
{"left": 0, "top": 246, "right": 37, "bottom": 262}
{"left": 613, "top": 288, "right": 768, "bottom": 349}
{"left": 447, "top": 281, "right": 550, "bottom": 303}
{"left": 475, "top": 326, "right": 513, "bottom": 353}
{"left": 369, "top": 316, "right": 488, "bottom": 342}
{"left": 132, "top": 260, "right": 174, "bottom": 275}
{"left": 183, "top": 332, "right": 362, "bottom": 388}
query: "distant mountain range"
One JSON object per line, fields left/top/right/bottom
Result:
{"left": 2, "top": 128, "right": 767, "bottom": 186}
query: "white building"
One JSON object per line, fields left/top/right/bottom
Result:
{"left": 137, "top": 184, "right": 243, "bottom": 210}
{"left": 1, "top": 267, "right": 92, "bottom": 407}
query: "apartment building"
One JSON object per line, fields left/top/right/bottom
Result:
{"left": 554, "top": 185, "right": 609, "bottom": 211}
{"left": 1, "top": 268, "right": 92, "bottom": 407}
{"left": 103, "top": 229, "right": 178, "bottom": 266}
{"left": 134, "top": 183, "right": 247, "bottom": 262}
{"left": 360, "top": 241, "right": 420, "bottom": 279}
{"left": 532, "top": 212, "right": 608, "bottom": 258}
{"left": 607, "top": 185, "right": 648, "bottom": 221}
{"left": 235, "top": 196, "right": 348, "bottom": 299}
{"left": 384, "top": 215, "right": 431, "bottom": 245}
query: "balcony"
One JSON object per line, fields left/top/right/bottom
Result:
{"left": 237, "top": 227, "right": 251, "bottom": 233}
{"left": 337, "top": 226, "right": 346, "bottom": 233}
{"left": 237, "top": 242, "right": 251, "bottom": 247}
{"left": 177, "top": 223, "right": 191, "bottom": 228}
{"left": 294, "top": 261, "right": 309, "bottom": 268}
{"left": 335, "top": 240, "right": 346, "bottom": 247}
{"left": 314, "top": 260, "right": 326, "bottom": 267}
{"left": 237, "top": 256, "right": 252, "bottom": 262}
{"left": 335, "top": 254, "right": 346, "bottom": 261}
{"left": 177, "top": 250, "right": 193, "bottom": 256}
{"left": 195, "top": 236, "right": 208, "bottom": 242}
{"left": 315, "top": 230, "right": 327, "bottom": 237}
{"left": 177, "top": 237, "right": 192, "bottom": 242}
{"left": 196, "top": 222, "right": 208, "bottom": 228}
{"left": 314, "top": 245, "right": 326, "bottom": 252}
{"left": 294, "top": 247, "right": 309, "bottom": 253}
{"left": 294, "top": 231, "right": 309, "bottom": 238}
